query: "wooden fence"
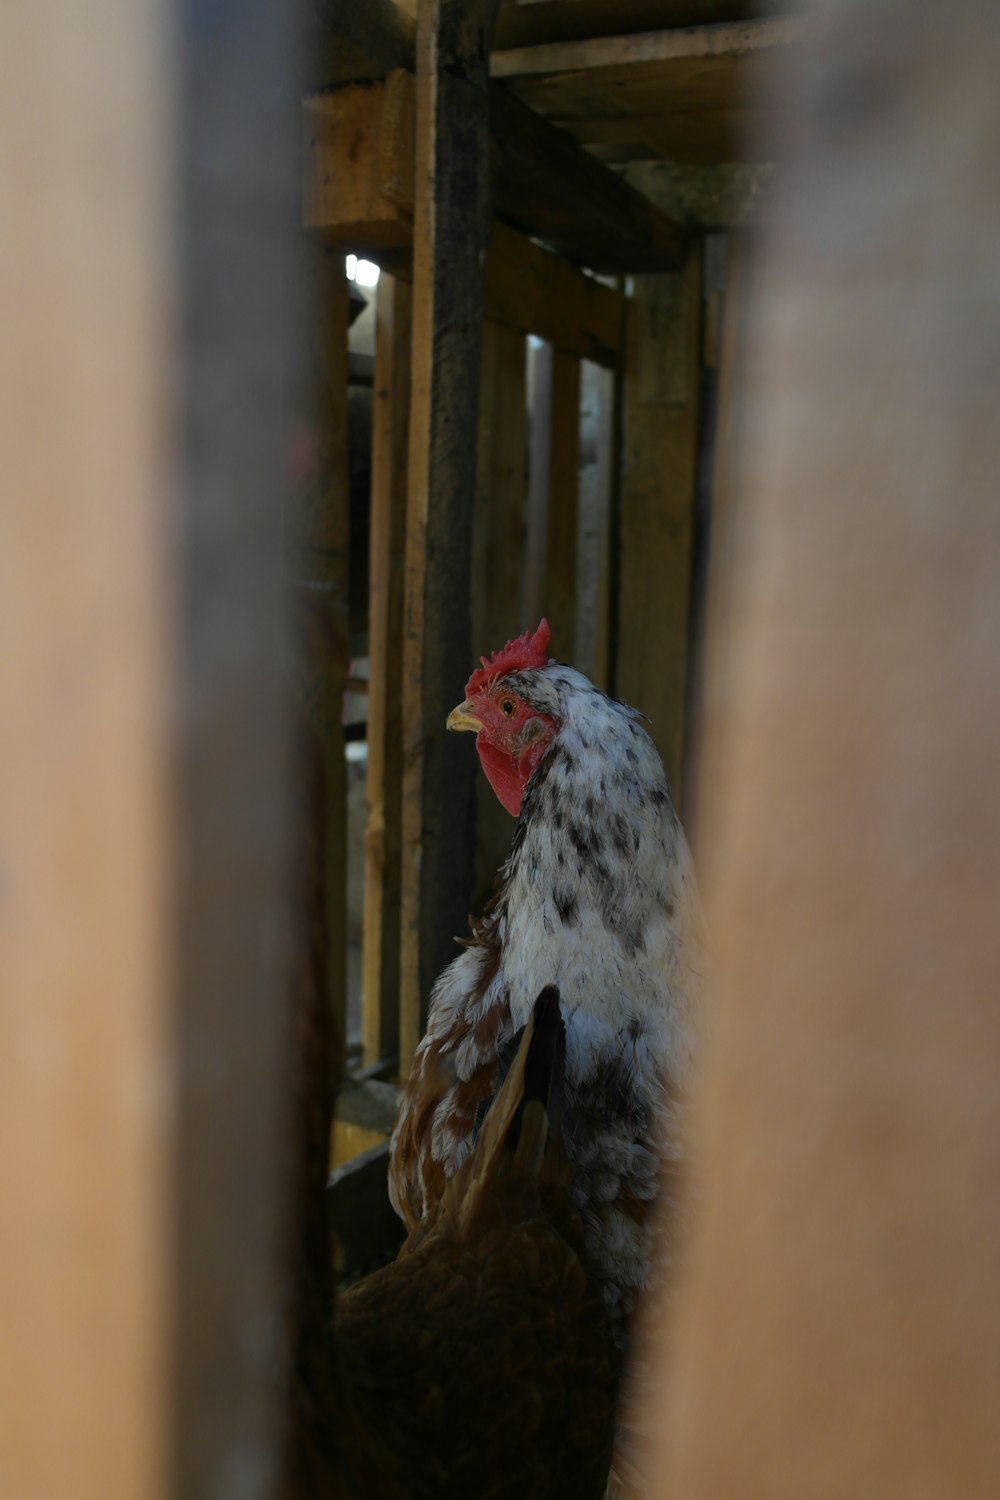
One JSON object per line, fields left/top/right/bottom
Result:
{"left": 301, "top": 81, "right": 744, "bottom": 1079}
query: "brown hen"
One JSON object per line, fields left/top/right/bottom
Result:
{"left": 330, "top": 985, "right": 619, "bottom": 1500}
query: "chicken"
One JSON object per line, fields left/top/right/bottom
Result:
{"left": 330, "top": 985, "right": 618, "bottom": 1499}
{"left": 390, "top": 619, "right": 703, "bottom": 1333}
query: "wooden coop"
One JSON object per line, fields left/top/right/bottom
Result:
{"left": 8, "top": 0, "right": 1000, "bottom": 1496}
{"left": 298, "top": 2, "right": 799, "bottom": 1158}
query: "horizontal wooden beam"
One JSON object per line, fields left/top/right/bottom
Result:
{"left": 491, "top": 17, "right": 802, "bottom": 79}
{"left": 494, "top": 1, "right": 761, "bottom": 51}
{"left": 483, "top": 222, "right": 625, "bottom": 366}
{"left": 303, "top": 80, "right": 627, "bottom": 367}
{"left": 304, "top": 0, "right": 686, "bottom": 272}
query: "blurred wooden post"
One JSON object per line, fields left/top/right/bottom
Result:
{"left": 0, "top": 0, "right": 303, "bottom": 1496}
{"left": 363, "top": 274, "right": 412, "bottom": 1066}
{"left": 647, "top": 3, "right": 1000, "bottom": 1497}
{"left": 290, "top": 248, "right": 351, "bottom": 1075}
{"left": 616, "top": 243, "right": 702, "bottom": 800}
{"left": 399, "top": 0, "right": 502, "bottom": 1072}
{"left": 0, "top": 4, "right": 173, "bottom": 1497}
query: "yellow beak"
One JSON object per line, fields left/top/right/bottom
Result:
{"left": 446, "top": 700, "right": 484, "bottom": 734}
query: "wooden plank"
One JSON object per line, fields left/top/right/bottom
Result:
{"left": 487, "top": 81, "right": 686, "bottom": 270}
{"left": 302, "top": 73, "right": 415, "bottom": 254}
{"left": 399, "top": 0, "right": 501, "bottom": 1075}
{"left": 305, "top": 0, "right": 687, "bottom": 272}
{"left": 0, "top": 4, "right": 173, "bottom": 1497}
{"left": 495, "top": 1, "right": 761, "bottom": 50}
{"left": 495, "top": 18, "right": 799, "bottom": 166}
{"left": 484, "top": 220, "right": 625, "bottom": 366}
{"left": 543, "top": 349, "right": 582, "bottom": 660}
{"left": 290, "top": 249, "right": 351, "bottom": 1092}
{"left": 491, "top": 16, "right": 800, "bottom": 77}
{"left": 362, "top": 274, "right": 412, "bottom": 1066}
{"left": 616, "top": 242, "right": 703, "bottom": 801}
{"left": 471, "top": 320, "right": 529, "bottom": 904}
{"left": 303, "top": 85, "right": 627, "bottom": 361}
{"left": 172, "top": 0, "right": 309, "bottom": 1491}
{"left": 645, "top": 2, "right": 1000, "bottom": 1493}
{"left": 576, "top": 359, "right": 616, "bottom": 689}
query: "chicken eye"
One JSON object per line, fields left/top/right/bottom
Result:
{"left": 501, "top": 698, "right": 515, "bottom": 718}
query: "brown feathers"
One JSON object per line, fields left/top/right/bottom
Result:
{"left": 332, "top": 988, "right": 619, "bottom": 1500}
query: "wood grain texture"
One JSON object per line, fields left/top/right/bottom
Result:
{"left": 399, "top": 0, "right": 500, "bottom": 1074}
{"left": 304, "top": 0, "right": 686, "bottom": 273}
{"left": 616, "top": 242, "right": 703, "bottom": 801}
{"left": 362, "top": 275, "right": 412, "bottom": 1066}
{"left": 645, "top": 2, "right": 1000, "bottom": 1495}
{"left": 495, "top": 18, "right": 800, "bottom": 165}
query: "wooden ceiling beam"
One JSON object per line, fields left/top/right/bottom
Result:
{"left": 303, "top": 0, "right": 687, "bottom": 272}
{"left": 490, "top": 16, "right": 801, "bottom": 78}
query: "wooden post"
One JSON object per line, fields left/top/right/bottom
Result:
{"left": 290, "top": 249, "right": 351, "bottom": 1086}
{"left": 471, "top": 319, "right": 529, "bottom": 904}
{"left": 543, "top": 349, "right": 582, "bottom": 661}
{"left": 399, "top": 0, "right": 502, "bottom": 1073}
{"left": 0, "top": 5, "right": 173, "bottom": 1497}
{"left": 645, "top": 2, "right": 1000, "bottom": 1496}
{"left": 0, "top": 0, "right": 304, "bottom": 1496}
{"left": 362, "top": 275, "right": 412, "bottom": 1066}
{"left": 172, "top": 1, "right": 306, "bottom": 1492}
{"left": 616, "top": 243, "right": 703, "bottom": 799}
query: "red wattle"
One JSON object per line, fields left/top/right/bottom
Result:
{"left": 476, "top": 736, "right": 527, "bottom": 817}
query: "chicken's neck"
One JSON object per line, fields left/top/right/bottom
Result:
{"left": 487, "top": 669, "right": 699, "bottom": 1090}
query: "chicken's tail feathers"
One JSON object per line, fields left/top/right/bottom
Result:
{"left": 446, "top": 985, "right": 568, "bottom": 1231}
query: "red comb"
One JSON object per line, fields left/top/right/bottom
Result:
{"left": 465, "top": 618, "right": 551, "bottom": 696}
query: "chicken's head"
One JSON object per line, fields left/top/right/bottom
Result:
{"left": 447, "top": 618, "right": 557, "bottom": 817}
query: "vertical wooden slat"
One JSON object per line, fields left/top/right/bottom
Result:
{"left": 579, "top": 360, "right": 616, "bottom": 691}
{"left": 173, "top": 0, "right": 306, "bottom": 1491}
{"left": 649, "top": 3, "right": 1000, "bottom": 1496}
{"left": 544, "top": 349, "right": 582, "bottom": 660}
{"left": 399, "top": 0, "right": 501, "bottom": 1073}
{"left": 362, "top": 275, "right": 412, "bottom": 1066}
{"left": 0, "top": 5, "right": 172, "bottom": 1498}
{"left": 472, "top": 318, "right": 529, "bottom": 903}
{"left": 525, "top": 340, "right": 554, "bottom": 630}
{"left": 616, "top": 243, "right": 703, "bottom": 799}
{"left": 292, "top": 250, "right": 350, "bottom": 1082}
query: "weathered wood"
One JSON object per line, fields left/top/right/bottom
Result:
{"left": 302, "top": 72, "right": 415, "bottom": 255}
{"left": 492, "top": 17, "right": 800, "bottom": 77}
{"left": 305, "top": 0, "right": 687, "bottom": 272}
{"left": 0, "top": 4, "right": 173, "bottom": 1496}
{"left": 494, "top": 17, "right": 800, "bottom": 165}
{"left": 646, "top": 4, "right": 1000, "bottom": 1496}
{"left": 616, "top": 243, "right": 703, "bottom": 801}
{"left": 303, "top": 86, "right": 627, "bottom": 361}
{"left": 543, "top": 349, "right": 582, "bottom": 660}
{"left": 290, "top": 249, "right": 351, "bottom": 1089}
{"left": 487, "top": 81, "right": 686, "bottom": 269}
{"left": 484, "top": 220, "right": 625, "bottom": 367}
{"left": 495, "top": 0, "right": 760, "bottom": 51}
{"left": 399, "top": 0, "right": 500, "bottom": 1075}
{"left": 472, "top": 320, "right": 529, "bottom": 904}
{"left": 576, "top": 359, "right": 616, "bottom": 689}
{"left": 303, "top": 0, "right": 417, "bottom": 89}
{"left": 362, "top": 274, "right": 411, "bottom": 1066}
